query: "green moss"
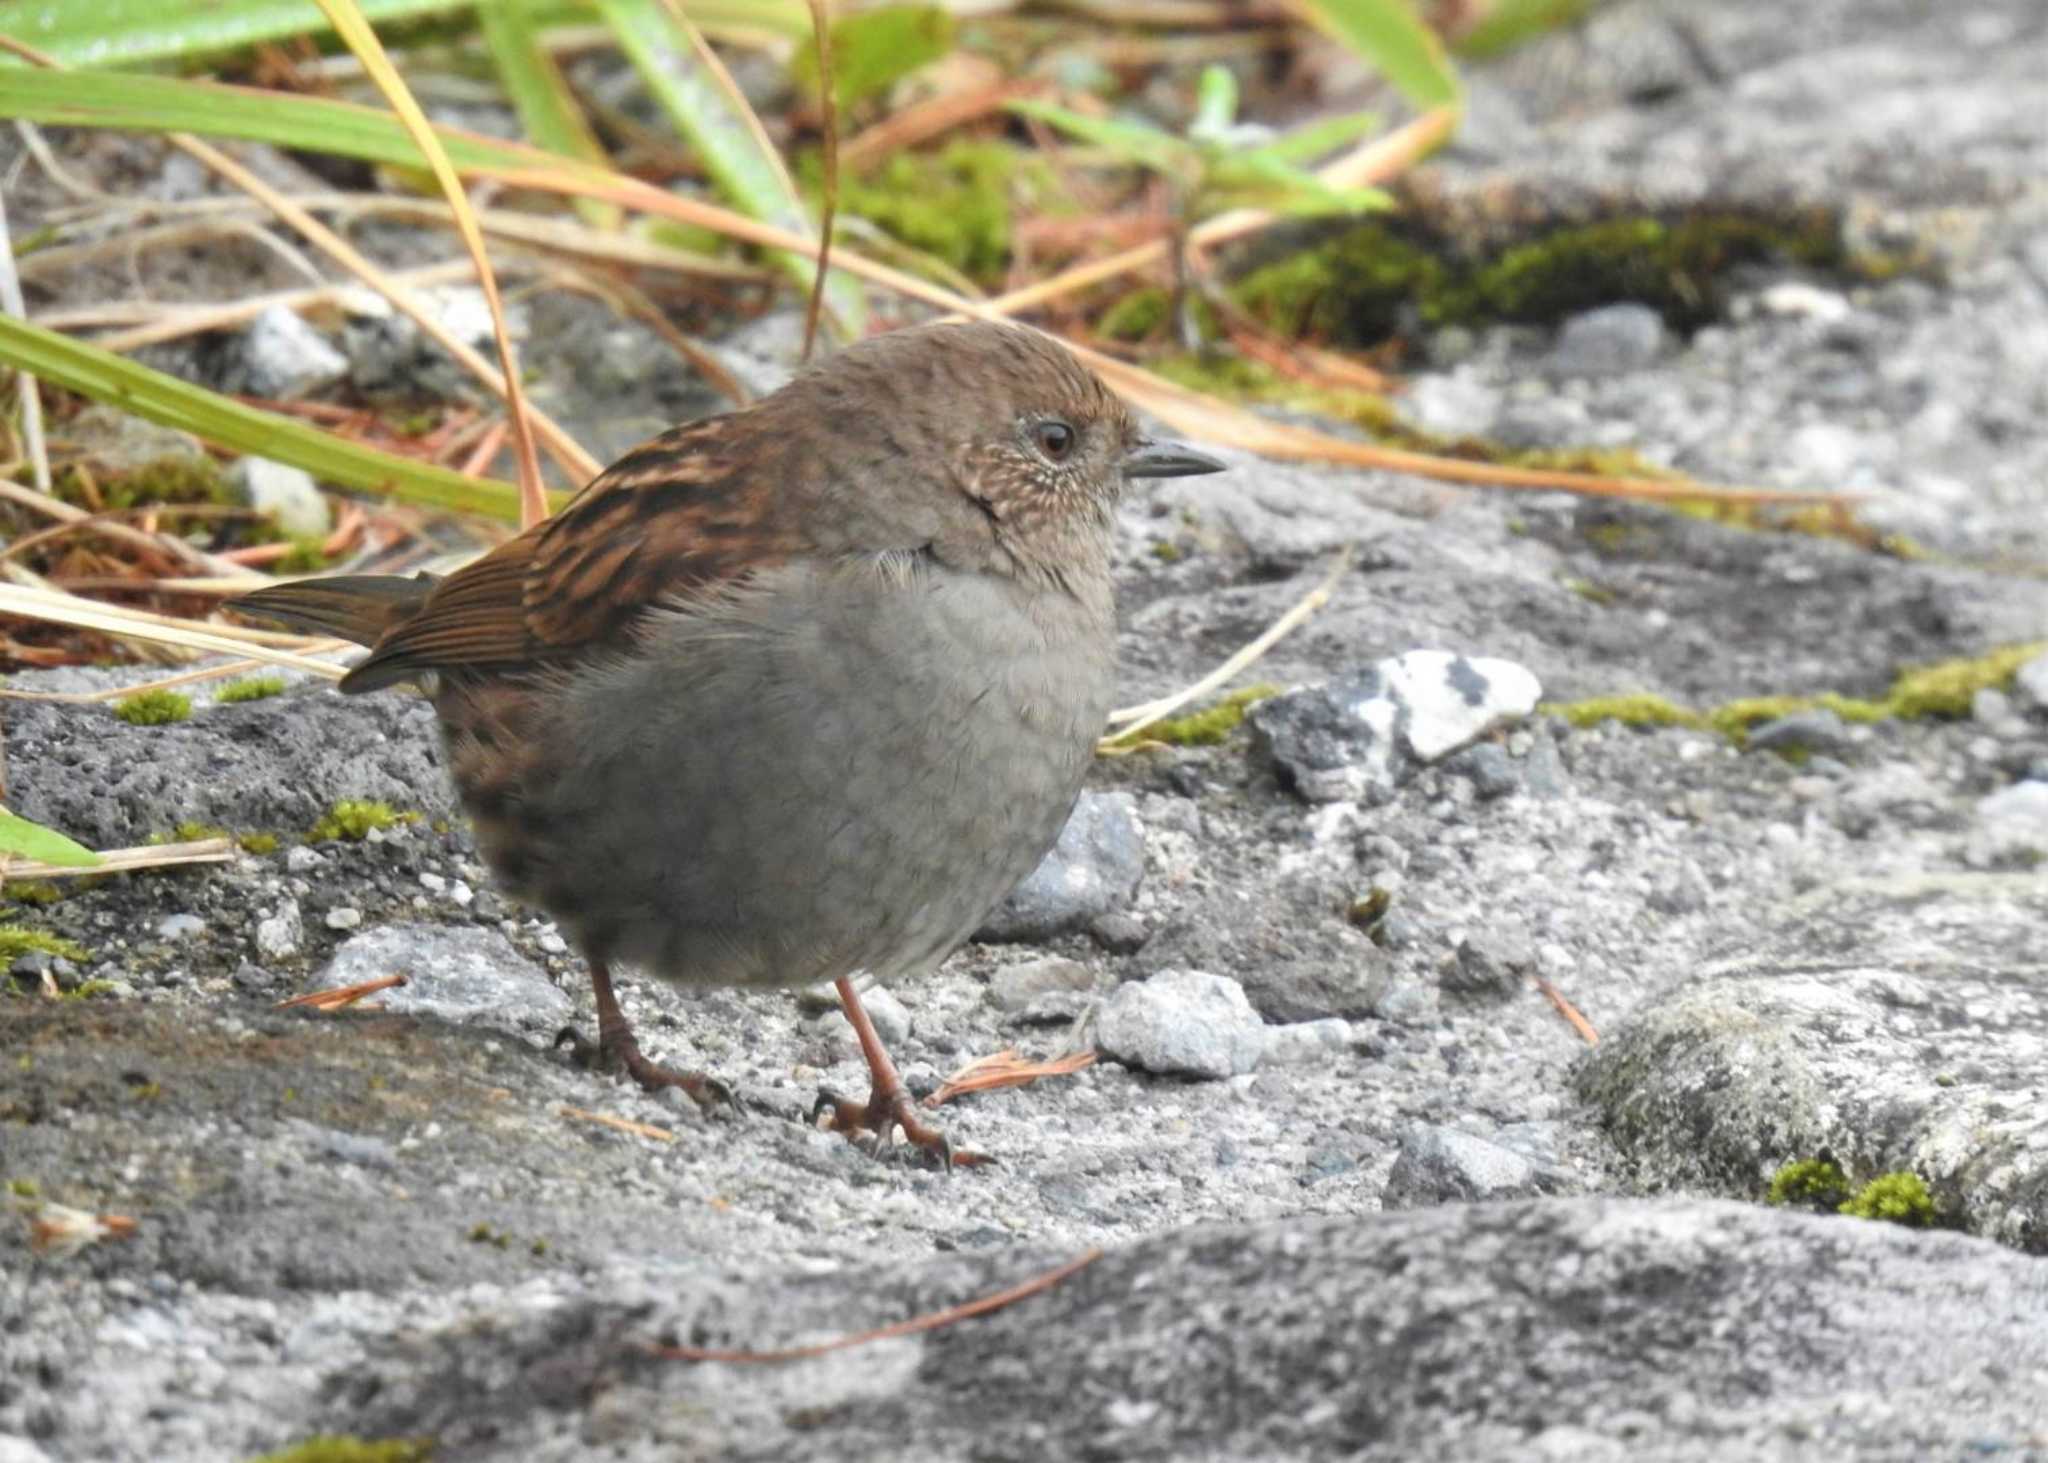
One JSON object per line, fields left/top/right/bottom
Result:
{"left": 238, "top": 832, "right": 281, "bottom": 856}
{"left": 113, "top": 689, "right": 193, "bottom": 726}
{"left": 1546, "top": 694, "right": 1705, "bottom": 733}
{"left": 245, "top": 1438, "right": 432, "bottom": 1463}
{"left": 1547, "top": 644, "right": 2046, "bottom": 745}
{"left": 5, "top": 881, "right": 64, "bottom": 906}
{"left": 1838, "top": 1171, "right": 1937, "bottom": 1227}
{"left": 1099, "top": 287, "right": 1172, "bottom": 343}
{"left": 0, "top": 924, "right": 88, "bottom": 965}
{"left": 827, "top": 141, "right": 1028, "bottom": 285}
{"left": 1139, "top": 685, "right": 1282, "bottom": 747}
{"left": 1150, "top": 540, "right": 1183, "bottom": 563}
{"left": 56, "top": 454, "right": 229, "bottom": 513}
{"left": 1886, "top": 643, "right": 2046, "bottom": 719}
{"left": 9, "top": 1177, "right": 39, "bottom": 1197}
{"left": 467, "top": 1222, "right": 511, "bottom": 1250}
{"left": 216, "top": 676, "right": 288, "bottom": 705}
{"left": 1767, "top": 1158, "right": 1849, "bottom": 1211}
{"left": 308, "top": 800, "right": 418, "bottom": 844}
{"left": 62, "top": 979, "right": 118, "bottom": 1002}
{"left": 149, "top": 822, "right": 228, "bottom": 846}
{"left": 275, "top": 540, "right": 331, "bottom": 574}
{"left": 1231, "top": 208, "right": 1885, "bottom": 345}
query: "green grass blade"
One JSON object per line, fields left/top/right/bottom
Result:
{"left": 1293, "top": 0, "right": 1462, "bottom": 111}
{"left": 595, "top": 0, "right": 864, "bottom": 337}
{"left": 477, "top": 0, "right": 623, "bottom": 229}
{"left": 1006, "top": 98, "right": 1194, "bottom": 177}
{"left": 0, "top": 808, "right": 101, "bottom": 868}
{"left": 0, "top": 313, "right": 544, "bottom": 521}
{"left": 0, "top": 0, "right": 464, "bottom": 70}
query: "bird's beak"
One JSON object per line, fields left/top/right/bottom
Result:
{"left": 1122, "top": 437, "right": 1228, "bottom": 479}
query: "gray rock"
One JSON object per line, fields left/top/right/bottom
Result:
{"left": 1582, "top": 873, "right": 2048, "bottom": 1252}
{"left": 1547, "top": 303, "right": 1666, "bottom": 376}
{"left": 1746, "top": 709, "right": 1854, "bottom": 760}
{"left": 1237, "top": 952, "right": 1389, "bottom": 1024}
{"left": 987, "top": 956, "right": 1097, "bottom": 1012}
{"left": 1248, "top": 653, "right": 1542, "bottom": 803}
{"left": 228, "top": 304, "right": 348, "bottom": 400}
{"left": 1449, "top": 741, "right": 1519, "bottom": 800}
{"left": 1399, "top": 372, "right": 1501, "bottom": 439}
{"left": 324, "top": 906, "right": 363, "bottom": 932}
{"left": 978, "top": 791, "right": 1144, "bottom": 943}
{"left": 228, "top": 457, "right": 331, "bottom": 541}
{"left": 252, "top": 899, "right": 302, "bottom": 961}
{"left": 154, "top": 913, "right": 205, "bottom": 941}
{"left": 1968, "top": 781, "right": 2048, "bottom": 864}
{"left": 1382, "top": 1125, "right": 1539, "bottom": 1207}
{"left": 1259, "top": 1017, "right": 1353, "bottom": 1067}
{"left": 2014, "top": 653, "right": 2048, "bottom": 714}
{"left": 315, "top": 923, "right": 571, "bottom": 1035}
{"left": 0, "top": 1437, "right": 55, "bottom": 1463}
{"left": 1096, "top": 968, "right": 1266, "bottom": 1079}
{"left": 320, "top": 1200, "right": 2048, "bottom": 1461}
{"left": 862, "top": 986, "right": 911, "bottom": 1045}
{"left": 61, "top": 404, "right": 205, "bottom": 473}
{"left": 1444, "top": 931, "right": 1534, "bottom": 1002}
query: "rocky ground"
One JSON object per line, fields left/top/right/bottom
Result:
{"left": 5, "top": 0, "right": 2048, "bottom": 1459}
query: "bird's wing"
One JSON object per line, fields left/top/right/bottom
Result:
{"left": 342, "top": 413, "right": 804, "bottom": 692}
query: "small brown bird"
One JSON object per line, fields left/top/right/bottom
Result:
{"left": 239, "top": 321, "right": 1224, "bottom": 1165}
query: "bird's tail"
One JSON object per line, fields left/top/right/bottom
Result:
{"left": 234, "top": 573, "right": 438, "bottom": 649}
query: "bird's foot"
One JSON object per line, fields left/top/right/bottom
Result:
{"left": 811, "top": 1084, "right": 993, "bottom": 1171}
{"left": 555, "top": 1023, "right": 732, "bottom": 1112}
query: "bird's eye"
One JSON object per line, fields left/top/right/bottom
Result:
{"left": 1033, "top": 419, "right": 1076, "bottom": 461}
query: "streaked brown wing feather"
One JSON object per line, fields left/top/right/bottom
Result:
{"left": 342, "top": 416, "right": 803, "bottom": 691}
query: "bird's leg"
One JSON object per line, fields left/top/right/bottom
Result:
{"left": 556, "top": 957, "right": 730, "bottom": 1110}
{"left": 812, "top": 976, "right": 990, "bottom": 1169}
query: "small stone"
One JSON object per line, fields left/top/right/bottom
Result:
{"left": 1261, "top": 1018, "right": 1353, "bottom": 1067}
{"left": 2013, "top": 654, "right": 2048, "bottom": 714}
{"left": 232, "top": 962, "right": 275, "bottom": 992}
{"left": 1382, "top": 1124, "right": 1539, "bottom": 1207}
{"left": 254, "top": 899, "right": 303, "bottom": 960}
{"left": 863, "top": 987, "right": 912, "bottom": 1045}
{"left": 286, "top": 846, "right": 325, "bottom": 874}
{"left": 1547, "top": 303, "right": 1666, "bottom": 376}
{"left": 324, "top": 906, "right": 364, "bottom": 932}
{"left": 228, "top": 457, "right": 332, "bottom": 540}
{"left": 418, "top": 871, "right": 447, "bottom": 894}
{"left": 230, "top": 304, "right": 349, "bottom": 400}
{"left": 978, "top": 791, "right": 1144, "bottom": 943}
{"left": 1399, "top": 373, "right": 1501, "bottom": 439}
{"left": 1087, "top": 912, "right": 1149, "bottom": 954}
{"left": 1248, "top": 652, "right": 1542, "bottom": 804}
{"left": 317, "top": 923, "right": 571, "bottom": 1033}
{"left": 988, "top": 956, "right": 1096, "bottom": 1012}
{"left": 538, "top": 930, "right": 568, "bottom": 956}
{"left": 155, "top": 913, "right": 205, "bottom": 941}
{"left": 1443, "top": 932, "right": 1533, "bottom": 1001}
{"left": 1096, "top": 969, "right": 1266, "bottom": 1080}
{"left": 1449, "top": 742, "right": 1519, "bottom": 800}
{"left": 449, "top": 880, "right": 475, "bottom": 907}
{"left": 1757, "top": 281, "right": 1852, "bottom": 322}
{"left": 1973, "top": 687, "right": 2017, "bottom": 730}
{"left": 1968, "top": 781, "right": 2048, "bottom": 864}
{"left": 1746, "top": 709, "right": 1853, "bottom": 760}
{"left": 8, "top": 950, "right": 54, "bottom": 980}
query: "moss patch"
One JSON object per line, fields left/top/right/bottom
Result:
{"left": 55, "top": 454, "right": 229, "bottom": 514}
{"left": 1131, "top": 685, "right": 1282, "bottom": 747}
{"left": 0, "top": 924, "right": 88, "bottom": 966}
{"left": 823, "top": 141, "right": 1034, "bottom": 285}
{"left": 238, "top": 832, "right": 281, "bottom": 856}
{"left": 1230, "top": 207, "right": 1883, "bottom": 345}
{"left": 1766, "top": 1157, "right": 1850, "bottom": 1211}
{"left": 1546, "top": 642, "right": 2047, "bottom": 744}
{"left": 113, "top": 689, "right": 192, "bottom": 726}
{"left": 246, "top": 1439, "right": 433, "bottom": 1463}
{"left": 216, "top": 676, "right": 288, "bottom": 705}
{"left": 1838, "top": 1171, "right": 1937, "bottom": 1227}
{"left": 308, "top": 800, "right": 419, "bottom": 844}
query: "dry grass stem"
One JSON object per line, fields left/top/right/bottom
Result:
{"left": 5, "top": 836, "right": 234, "bottom": 882}
{"left": 1534, "top": 974, "right": 1600, "bottom": 1046}
{"left": 1103, "top": 545, "right": 1352, "bottom": 747}
{"left": 649, "top": 1247, "right": 1103, "bottom": 1363}
{"left": 560, "top": 1106, "right": 678, "bottom": 1143}
{"left": 276, "top": 972, "right": 407, "bottom": 1011}
{"left": 926, "top": 1048, "right": 1099, "bottom": 1108}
